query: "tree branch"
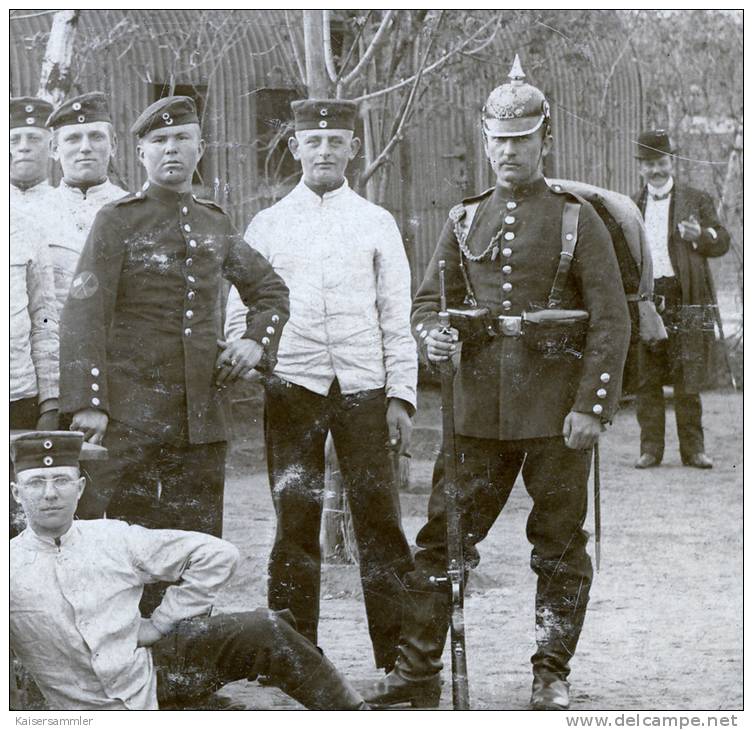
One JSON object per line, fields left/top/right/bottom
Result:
{"left": 342, "top": 9, "right": 396, "bottom": 86}
{"left": 359, "top": 12, "right": 443, "bottom": 186}
{"left": 337, "top": 10, "right": 372, "bottom": 83}
{"left": 284, "top": 9, "right": 306, "bottom": 85}
{"left": 10, "top": 9, "right": 59, "bottom": 20}
{"left": 353, "top": 13, "right": 502, "bottom": 103}
{"left": 322, "top": 9, "right": 339, "bottom": 85}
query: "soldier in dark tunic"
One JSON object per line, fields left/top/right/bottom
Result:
{"left": 59, "top": 98, "right": 289, "bottom": 610}
{"left": 365, "top": 56, "right": 631, "bottom": 710}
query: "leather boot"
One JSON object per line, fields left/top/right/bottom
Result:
{"left": 530, "top": 675, "right": 570, "bottom": 710}
{"left": 364, "top": 587, "right": 448, "bottom": 708}
{"left": 284, "top": 655, "right": 370, "bottom": 710}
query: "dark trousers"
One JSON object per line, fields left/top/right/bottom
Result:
{"left": 400, "top": 435, "right": 593, "bottom": 681}
{"left": 77, "top": 420, "right": 226, "bottom": 613}
{"left": 153, "top": 609, "right": 343, "bottom": 709}
{"left": 264, "top": 377, "right": 414, "bottom": 670}
{"left": 10, "top": 397, "right": 38, "bottom": 536}
{"left": 636, "top": 277, "right": 704, "bottom": 461}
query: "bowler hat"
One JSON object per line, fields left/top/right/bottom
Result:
{"left": 635, "top": 129, "right": 675, "bottom": 160}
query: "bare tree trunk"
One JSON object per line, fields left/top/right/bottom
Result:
{"left": 303, "top": 10, "right": 331, "bottom": 97}
{"left": 37, "top": 9, "right": 79, "bottom": 106}
{"left": 321, "top": 435, "right": 358, "bottom": 563}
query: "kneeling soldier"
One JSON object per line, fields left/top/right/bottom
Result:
{"left": 10, "top": 431, "right": 368, "bottom": 710}
{"left": 365, "top": 56, "right": 631, "bottom": 710}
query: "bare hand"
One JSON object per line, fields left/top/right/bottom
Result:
{"left": 562, "top": 411, "right": 602, "bottom": 450}
{"left": 215, "top": 338, "right": 264, "bottom": 386}
{"left": 36, "top": 409, "right": 60, "bottom": 431}
{"left": 136, "top": 618, "right": 163, "bottom": 648}
{"left": 71, "top": 408, "right": 108, "bottom": 444}
{"left": 678, "top": 215, "right": 701, "bottom": 243}
{"left": 386, "top": 398, "right": 413, "bottom": 457}
{"left": 425, "top": 327, "right": 459, "bottom": 363}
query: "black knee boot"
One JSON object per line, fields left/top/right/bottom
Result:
{"left": 364, "top": 587, "right": 448, "bottom": 708}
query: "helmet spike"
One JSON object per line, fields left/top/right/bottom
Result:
{"left": 508, "top": 54, "right": 526, "bottom": 84}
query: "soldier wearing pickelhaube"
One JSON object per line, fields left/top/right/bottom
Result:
{"left": 365, "top": 56, "right": 631, "bottom": 710}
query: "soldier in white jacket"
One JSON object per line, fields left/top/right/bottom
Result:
{"left": 10, "top": 431, "right": 368, "bottom": 711}
{"left": 43, "top": 92, "right": 127, "bottom": 313}
{"left": 225, "top": 98, "right": 416, "bottom": 673}
{"left": 10, "top": 96, "right": 55, "bottom": 212}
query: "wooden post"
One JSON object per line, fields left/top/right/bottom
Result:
{"left": 37, "top": 9, "right": 79, "bottom": 106}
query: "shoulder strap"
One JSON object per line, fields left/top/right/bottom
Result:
{"left": 548, "top": 201, "right": 581, "bottom": 308}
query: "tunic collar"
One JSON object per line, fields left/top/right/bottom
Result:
{"left": 11, "top": 180, "right": 52, "bottom": 196}
{"left": 294, "top": 177, "right": 350, "bottom": 205}
{"left": 19, "top": 521, "right": 79, "bottom": 552}
{"left": 142, "top": 180, "right": 195, "bottom": 207}
{"left": 495, "top": 176, "right": 549, "bottom": 203}
{"left": 61, "top": 178, "right": 112, "bottom": 200}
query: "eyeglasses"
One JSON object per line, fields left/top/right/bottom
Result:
{"left": 18, "top": 476, "right": 80, "bottom": 492}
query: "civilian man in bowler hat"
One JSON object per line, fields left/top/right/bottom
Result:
{"left": 632, "top": 130, "right": 730, "bottom": 470}
{"left": 10, "top": 96, "right": 55, "bottom": 212}
{"left": 365, "top": 56, "right": 631, "bottom": 710}
{"left": 60, "top": 96, "right": 289, "bottom": 611}
{"left": 44, "top": 92, "right": 127, "bottom": 313}
{"left": 10, "top": 431, "right": 368, "bottom": 710}
{"left": 225, "top": 98, "right": 416, "bottom": 673}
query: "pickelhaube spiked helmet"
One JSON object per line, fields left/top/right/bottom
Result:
{"left": 482, "top": 55, "right": 551, "bottom": 137}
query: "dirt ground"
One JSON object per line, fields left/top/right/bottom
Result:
{"left": 212, "top": 389, "right": 742, "bottom": 711}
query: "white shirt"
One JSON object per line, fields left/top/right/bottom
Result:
{"left": 643, "top": 177, "right": 675, "bottom": 279}
{"left": 10, "top": 180, "right": 55, "bottom": 215}
{"left": 225, "top": 179, "right": 417, "bottom": 408}
{"left": 39, "top": 179, "right": 127, "bottom": 313}
{"left": 10, "top": 520, "right": 239, "bottom": 710}
{"left": 10, "top": 209, "right": 59, "bottom": 402}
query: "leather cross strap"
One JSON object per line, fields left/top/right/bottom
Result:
{"left": 547, "top": 201, "right": 581, "bottom": 308}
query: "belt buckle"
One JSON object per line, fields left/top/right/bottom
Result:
{"left": 498, "top": 315, "right": 521, "bottom": 337}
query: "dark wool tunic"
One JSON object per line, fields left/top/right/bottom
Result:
{"left": 61, "top": 182, "right": 289, "bottom": 445}
{"left": 412, "top": 178, "right": 631, "bottom": 441}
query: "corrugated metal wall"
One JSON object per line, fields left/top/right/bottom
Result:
{"left": 10, "top": 9, "right": 302, "bottom": 230}
{"left": 10, "top": 10, "right": 643, "bottom": 288}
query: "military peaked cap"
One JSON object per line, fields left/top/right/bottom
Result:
{"left": 291, "top": 99, "right": 357, "bottom": 132}
{"left": 634, "top": 129, "right": 675, "bottom": 160}
{"left": 130, "top": 96, "right": 200, "bottom": 137}
{"left": 10, "top": 96, "right": 54, "bottom": 130}
{"left": 11, "top": 431, "right": 84, "bottom": 473}
{"left": 46, "top": 92, "right": 112, "bottom": 130}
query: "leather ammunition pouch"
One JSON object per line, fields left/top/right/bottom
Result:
{"left": 520, "top": 308, "right": 589, "bottom": 358}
